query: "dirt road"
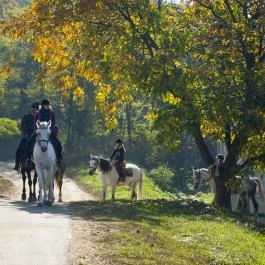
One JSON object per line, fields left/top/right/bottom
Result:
{"left": 0, "top": 161, "right": 94, "bottom": 265}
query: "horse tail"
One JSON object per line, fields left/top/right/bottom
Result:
{"left": 138, "top": 169, "right": 143, "bottom": 200}
{"left": 253, "top": 177, "right": 265, "bottom": 204}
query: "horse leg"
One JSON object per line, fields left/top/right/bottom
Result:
{"left": 240, "top": 192, "right": 248, "bottom": 213}
{"left": 111, "top": 186, "right": 116, "bottom": 201}
{"left": 42, "top": 170, "right": 48, "bottom": 203}
{"left": 27, "top": 170, "right": 33, "bottom": 202}
{"left": 33, "top": 171, "right": 37, "bottom": 201}
{"left": 130, "top": 183, "right": 137, "bottom": 200}
{"left": 36, "top": 167, "right": 44, "bottom": 206}
{"left": 102, "top": 186, "right": 107, "bottom": 202}
{"left": 48, "top": 168, "right": 55, "bottom": 205}
{"left": 21, "top": 169, "right": 27, "bottom": 201}
{"left": 58, "top": 175, "right": 63, "bottom": 203}
{"left": 249, "top": 191, "right": 259, "bottom": 216}
{"left": 231, "top": 193, "right": 240, "bottom": 212}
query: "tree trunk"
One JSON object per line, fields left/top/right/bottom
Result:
{"left": 209, "top": 163, "right": 231, "bottom": 209}
{"left": 191, "top": 123, "right": 214, "bottom": 166}
{"left": 214, "top": 177, "right": 231, "bottom": 209}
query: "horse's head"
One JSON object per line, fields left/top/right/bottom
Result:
{"left": 36, "top": 120, "right": 51, "bottom": 152}
{"left": 192, "top": 168, "right": 202, "bottom": 190}
{"left": 88, "top": 154, "right": 99, "bottom": 175}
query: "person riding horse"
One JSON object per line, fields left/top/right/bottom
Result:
{"left": 27, "top": 99, "right": 63, "bottom": 166}
{"left": 13, "top": 101, "right": 39, "bottom": 171}
{"left": 110, "top": 138, "right": 126, "bottom": 182}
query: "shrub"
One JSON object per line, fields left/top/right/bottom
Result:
{"left": 0, "top": 118, "right": 20, "bottom": 139}
{"left": 149, "top": 165, "right": 175, "bottom": 192}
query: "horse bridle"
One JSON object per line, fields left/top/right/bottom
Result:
{"left": 36, "top": 127, "right": 50, "bottom": 146}
{"left": 37, "top": 138, "right": 50, "bottom": 148}
{"left": 89, "top": 157, "right": 99, "bottom": 172}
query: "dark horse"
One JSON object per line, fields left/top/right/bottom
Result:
{"left": 19, "top": 152, "right": 37, "bottom": 202}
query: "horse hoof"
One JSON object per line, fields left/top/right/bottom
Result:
{"left": 47, "top": 201, "right": 53, "bottom": 206}
{"left": 58, "top": 198, "right": 63, "bottom": 203}
{"left": 28, "top": 197, "right": 34, "bottom": 203}
{"left": 21, "top": 194, "right": 26, "bottom": 201}
{"left": 37, "top": 202, "right": 44, "bottom": 207}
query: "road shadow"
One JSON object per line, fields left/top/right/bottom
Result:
{"left": 9, "top": 200, "right": 71, "bottom": 217}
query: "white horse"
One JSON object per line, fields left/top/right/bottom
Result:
{"left": 33, "top": 121, "right": 56, "bottom": 206}
{"left": 88, "top": 155, "right": 143, "bottom": 201}
{"left": 192, "top": 168, "right": 265, "bottom": 215}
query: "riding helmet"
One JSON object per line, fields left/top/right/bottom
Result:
{"left": 30, "top": 101, "right": 39, "bottom": 109}
{"left": 115, "top": 138, "right": 123, "bottom": 144}
{"left": 41, "top": 99, "right": 50, "bottom": 106}
{"left": 216, "top": 154, "right": 225, "bottom": 160}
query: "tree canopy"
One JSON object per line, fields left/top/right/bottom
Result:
{"left": 1, "top": 0, "right": 265, "bottom": 206}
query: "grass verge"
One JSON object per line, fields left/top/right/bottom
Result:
{"left": 69, "top": 166, "right": 265, "bottom": 265}
{"left": 70, "top": 199, "right": 265, "bottom": 265}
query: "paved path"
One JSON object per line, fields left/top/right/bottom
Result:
{"left": 0, "top": 162, "right": 94, "bottom": 265}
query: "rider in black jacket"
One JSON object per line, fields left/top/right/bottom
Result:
{"left": 13, "top": 101, "right": 39, "bottom": 170}
{"left": 110, "top": 138, "right": 126, "bottom": 182}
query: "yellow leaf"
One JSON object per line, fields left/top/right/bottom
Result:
{"left": 74, "top": 87, "right": 84, "bottom": 97}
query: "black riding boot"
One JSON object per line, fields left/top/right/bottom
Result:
{"left": 26, "top": 134, "right": 36, "bottom": 159}
{"left": 13, "top": 151, "right": 20, "bottom": 171}
{"left": 50, "top": 135, "right": 63, "bottom": 164}
{"left": 13, "top": 137, "right": 27, "bottom": 171}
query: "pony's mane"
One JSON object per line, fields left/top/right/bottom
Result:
{"left": 99, "top": 157, "right": 113, "bottom": 172}
{"left": 38, "top": 122, "right": 50, "bottom": 129}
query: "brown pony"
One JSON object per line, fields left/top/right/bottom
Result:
{"left": 54, "top": 162, "right": 65, "bottom": 202}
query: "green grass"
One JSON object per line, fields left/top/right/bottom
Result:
{"left": 0, "top": 175, "right": 13, "bottom": 195}
{"left": 69, "top": 166, "right": 265, "bottom": 265}
{"left": 71, "top": 199, "right": 265, "bottom": 265}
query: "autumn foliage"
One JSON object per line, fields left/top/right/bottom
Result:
{"left": 1, "top": 1, "right": 265, "bottom": 207}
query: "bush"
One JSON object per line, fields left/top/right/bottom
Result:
{"left": 149, "top": 165, "right": 175, "bottom": 192}
{"left": 0, "top": 118, "right": 20, "bottom": 139}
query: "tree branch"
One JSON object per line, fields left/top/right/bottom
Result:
{"left": 191, "top": 122, "right": 214, "bottom": 167}
{"left": 224, "top": 0, "right": 237, "bottom": 22}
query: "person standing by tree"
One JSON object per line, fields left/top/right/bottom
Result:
{"left": 209, "top": 154, "right": 231, "bottom": 209}
{"left": 13, "top": 101, "right": 39, "bottom": 171}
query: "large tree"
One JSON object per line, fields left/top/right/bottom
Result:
{"left": 2, "top": 0, "right": 265, "bottom": 208}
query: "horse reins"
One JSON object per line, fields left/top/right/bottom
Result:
{"left": 38, "top": 139, "right": 49, "bottom": 146}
